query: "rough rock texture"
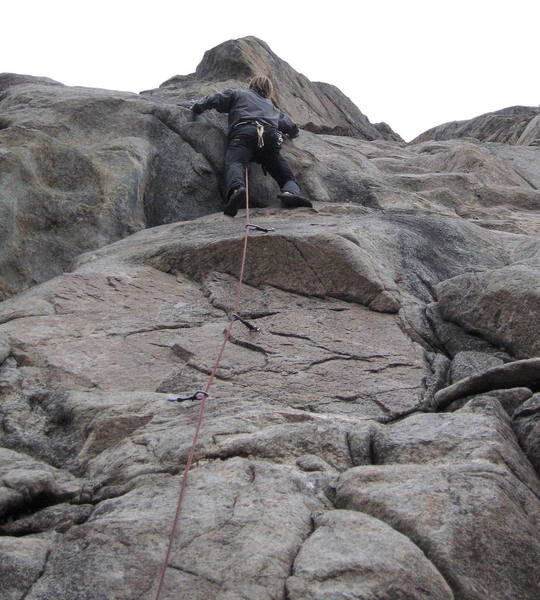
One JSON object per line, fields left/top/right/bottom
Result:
{"left": 0, "top": 73, "right": 222, "bottom": 299}
{"left": 1, "top": 37, "right": 540, "bottom": 600}
{"left": 513, "top": 393, "right": 540, "bottom": 473}
{"left": 0, "top": 535, "right": 53, "bottom": 600}
{"left": 142, "top": 37, "right": 402, "bottom": 141}
{"left": 413, "top": 105, "right": 540, "bottom": 145}
{"left": 286, "top": 510, "right": 454, "bottom": 599}
{"left": 432, "top": 358, "right": 540, "bottom": 411}
{"left": 3, "top": 37, "right": 540, "bottom": 298}
{"left": 436, "top": 266, "right": 540, "bottom": 358}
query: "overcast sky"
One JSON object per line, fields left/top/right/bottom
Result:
{"left": 3, "top": 0, "right": 539, "bottom": 141}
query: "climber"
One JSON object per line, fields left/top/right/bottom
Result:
{"left": 190, "top": 75, "right": 312, "bottom": 217}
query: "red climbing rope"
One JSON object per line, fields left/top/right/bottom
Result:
{"left": 153, "top": 170, "right": 252, "bottom": 600}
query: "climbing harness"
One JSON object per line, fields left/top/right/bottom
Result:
{"left": 154, "top": 168, "right": 272, "bottom": 600}
{"left": 231, "top": 120, "right": 283, "bottom": 152}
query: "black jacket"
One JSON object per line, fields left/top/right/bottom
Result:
{"left": 192, "top": 88, "right": 299, "bottom": 138}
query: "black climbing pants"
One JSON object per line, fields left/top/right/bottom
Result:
{"left": 224, "top": 123, "right": 301, "bottom": 199}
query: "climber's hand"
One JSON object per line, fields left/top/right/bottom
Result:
{"left": 191, "top": 103, "right": 203, "bottom": 117}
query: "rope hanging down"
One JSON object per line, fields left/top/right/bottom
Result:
{"left": 154, "top": 169, "right": 263, "bottom": 600}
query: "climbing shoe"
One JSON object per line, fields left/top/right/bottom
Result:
{"left": 224, "top": 186, "right": 246, "bottom": 217}
{"left": 278, "top": 192, "right": 313, "bottom": 209}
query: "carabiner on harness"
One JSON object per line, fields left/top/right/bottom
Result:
{"left": 255, "top": 121, "right": 265, "bottom": 148}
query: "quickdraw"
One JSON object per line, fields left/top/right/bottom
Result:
{"left": 245, "top": 223, "right": 275, "bottom": 233}
{"left": 166, "top": 391, "right": 209, "bottom": 403}
{"left": 231, "top": 312, "right": 261, "bottom": 332}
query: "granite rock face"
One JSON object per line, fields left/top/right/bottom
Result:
{"left": 513, "top": 393, "right": 540, "bottom": 473}
{"left": 4, "top": 36, "right": 540, "bottom": 298}
{"left": 413, "top": 105, "right": 540, "bottom": 145}
{"left": 1, "top": 37, "right": 540, "bottom": 600}
{"left": 286, "top": 510, "right": 454, "bottom": 600}
{"left": 0, "top": 74, "right": 223, "bottom": 299}
{"left": 142, "top": 36, "right": 402, "bottom": 141}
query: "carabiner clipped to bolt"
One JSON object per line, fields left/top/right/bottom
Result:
{"left": 245, "top": 223, "right": 275, "bottom": 233}
{"left": 166, "top": 391, "right": 209, "bottom": 403}
{"left": 231, "top": 312, "right": 261, "bottom": 332}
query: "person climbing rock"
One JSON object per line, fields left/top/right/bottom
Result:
{"left": 191, "top": 75, "right": 312, "bottom": 217}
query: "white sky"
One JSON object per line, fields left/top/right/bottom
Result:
{"left": 3, "top": 0, "right": 539, "bottom": 141}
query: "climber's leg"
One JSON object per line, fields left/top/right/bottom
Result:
{"left": 224, "top": 125, "right": 256, "bottom": 200}
{"left": 260, "top": 149, "right": 300, "bottom": 193}
{"left": 261, "top": 150, "right": 312, "bottom": 208}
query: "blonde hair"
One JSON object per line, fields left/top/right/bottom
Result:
{"left": 248, "top": 74, "right": 283, "bottom": 109}
{"left": 248, "top": 75, "right": 274, "bottom": 98}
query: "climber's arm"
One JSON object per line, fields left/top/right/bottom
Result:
{"left": 278, "top": 111, "right": 299, "bottom": 139}
{"left": 191, "top": 89, "right": 237, "bottom": 115}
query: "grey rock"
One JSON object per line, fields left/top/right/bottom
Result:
{"left": 433, "top": 358, "right": 540, "bottom": 410}
{"left": 75, "top": 207, "right": 515, "bottom": 314}
{"left": 0, "top": 77, "right": 220, "bottom": 298}
{"left": 373, "top": 120, "right": 403, "bottom": 142}
{"left": 25, "top": 458, "right": 328, "bottom": 600}
{"left": 373, "top": 401, "right": 540, "bottom": 495}
{"left": 286, "top": 510, "right": 453, "bottom": 600}
{"left": 425, "top": 303, "right": 511, "bottom": 358}
{"left": 1, "top": 37, "right": 540, "bottom": 600}
{"left": 336, "top": 461, "right": 540, "bottom": 600}
{"left": 421, "top": 352, "right": 451, "bottom": 407}
{"left": 0, "top": 393, "right": 74, "bottom": 466}
{"left": 484, "top": 387, "right": 534, "bottom": 414}
{"left": 446, "top": 387, "right": 533, "bottom": 414}
{"left": 0, "top": 356, "right": 21, "bottom": 392}
{"left": 436, "top": 265, "right": 540, "bottom": 358}
{"left": 0, "top": 222, "right": 431, "bottom": 425}
{"left": 345, "top": 421, "right": 382, "bottom": 466}
{"left": 0, "top": 231, "right": 536, "bottom": 600}
{"left": 0, "top": 448, "right": 83, "bottom": 520}
{"left": 0, "top": 73, "right": 63, "bottom": 90}
{"left": 398, "top": 303, "right": 443, "bottom": 352}
{"left": 0, "top": 295, "right": 55, "bottom": 324}
{"left": 0, "top": 502, "right": 93, "bottom": 535}
{"left": 449, "top": 350, "right": 504, "bottom": 383}
{"left": 6, "top": 204, "right": 527, "bottom": 430}
{"left": 205, "top": 422, "right": 355, "bottom": 471}
{"left": 513, "top": 393, "right": 540, "bottom": 473}
{"left": 4, "top": 38, "right": 540, "bottom": 299}
{"left": 486, "top": 143, "right": 540, "bottom": 190}
{"left": 518, "top": 113, "right": 540, "bottom": 145}
{"left": 0, "top": 335, "right": 9, "bottom": 363}
{"left": 0, "top": 535, "right": 53, "bottom": 600}
{"left": 296, "top": 454, "right": 335, "bottom": 472}
{"left": 143, "top": 36, "right": 400, "bottom": 141}
{"left": 413, "top": 105, "right": 540, "bottom": 144}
